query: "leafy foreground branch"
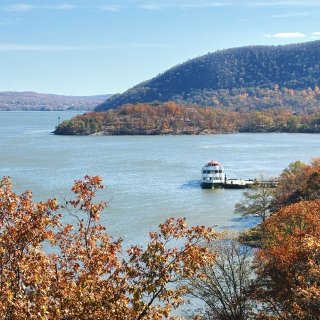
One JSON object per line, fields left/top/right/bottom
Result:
{"left": 0, "top": 176, "right": 217, "bottom": 320}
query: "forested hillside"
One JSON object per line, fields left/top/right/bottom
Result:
{"left": 54, "top": 101, "right": 320, "bottom": 135}
{"left": 96, "top": 40, "right": 320, "bottom": 111}
{"left": 0, "top": 91, "right": 112, "bottom": 111}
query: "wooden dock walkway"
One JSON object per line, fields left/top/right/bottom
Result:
{"left": 223, "top": 178, "right": 278, "bottom": 189}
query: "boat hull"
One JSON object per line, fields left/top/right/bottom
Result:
{"left": 201, "top": 182, "right": 224, "bottom": 189}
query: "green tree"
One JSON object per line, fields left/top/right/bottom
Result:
{"left": 234, "top": 180, "right": 275, "bottom": 223}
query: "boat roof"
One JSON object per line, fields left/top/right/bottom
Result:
{"left": 205, "top": 160, "right": 222, "bottom": 166}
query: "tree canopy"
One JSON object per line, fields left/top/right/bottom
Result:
{"left": 0, "top": 176, "right": 217, "bottom": 320}
{"left": 54, "top": 101, "right": 320, "bottom": 136}
{"left": 255, "top": 200, "right": 320, "bottom": 319}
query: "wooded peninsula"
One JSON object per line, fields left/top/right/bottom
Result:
{"left": 54, "top": 87, "right": 320, "bottom": 135}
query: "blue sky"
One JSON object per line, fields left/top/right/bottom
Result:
{"left": 0, "top": 0, "right": 319, "bottom": 95}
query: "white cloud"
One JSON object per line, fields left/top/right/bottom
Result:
{"left": 3, "top": 3, "right": 76, "bottom": 12}
{"left": 5, "top": 3, "right": 34, "bottom": 12}
{"left": 272, "top": 11, "right": 312, "bottom": 18}
{"left": 178, "top": 2, "right": 228, "bottom": 8}
{"left": 139, "top": 2, "right": 230, "bottom": 10}
{"left": 138, "top": 0, "right": 320, "bottom": 9}
{"left": 137, "top": 1, "right": 320, "bottom": 11}
{"left": 310, "top": 31, "right": 320, "bottom": 39}
{"left": 47, "top": 4, "right": 77, "bottom": 10}
{"left": 249, "top": 1, "right": 320, "bottom": 7}
{"left": 0, "top": 43, "right": 177, "bottom": 52}
{"left": 139, "top": 4, "right": 163, "bottom": 10}
{"left": 0, "top": 44, "right": 76, "bottom": 51}
{"left": 264, "top": 32, "right": 307, "bottom": 38}
{"left": 6, "top": 1, "right": 320, "bottom": 14}
{"left": 100, "top": 5, "right": 125, "bottom": 12}
{"left": 0, "top": 44, "right": 119, "bottom": 52}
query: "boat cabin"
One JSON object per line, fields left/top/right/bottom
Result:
{"left": 201, "top": 160, "right": 225, "bottom": 189}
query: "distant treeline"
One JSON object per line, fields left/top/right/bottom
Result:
{"left": 0, "top": 92, "right": 111, "bottom": 111}
{"left": 54, "top": 98, "right": 320, "bottom": 135}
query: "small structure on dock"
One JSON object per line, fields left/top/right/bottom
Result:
{"left": 201, "top": 160, "right": 277, "bottom": 189}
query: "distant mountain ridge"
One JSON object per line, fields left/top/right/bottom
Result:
{"left": 0, "top": 91, "right": 112, "bottom": 111}
{"left": 96, "top": 40, "right": 320, "bottom": 111}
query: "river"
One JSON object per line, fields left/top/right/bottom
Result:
{"left": 1, "top": 111, "right": 319, "bottom": 246}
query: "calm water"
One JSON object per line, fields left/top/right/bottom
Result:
{"left": 1, "top": 111, "right": 319, "bottom": 246}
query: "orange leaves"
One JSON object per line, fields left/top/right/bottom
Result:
{"left": 255, "top": 200, "right": 320, "bottom": 319}
{"left": 0, "top": 178, "right": 62, "bottom": 319}
{"left": 69, "top": 175, "right": 107, "bottom": 224}
{"left": 272, "top": 158, "right": 320, "bottom": 210}
{"left": 263, "top": 200, "right": 320, "bottom": 240}
{"left": 123, "top": 218, "right": 217, "bottom": 319}
{"left": 0, "top": 176, "right": 218, "bottom": 319}
{"left": 71, "top": 175, "right": 104, "bottom": 203}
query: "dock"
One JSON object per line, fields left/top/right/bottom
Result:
{"left": 223, "top": 178, "right": 278, "bottom": 189}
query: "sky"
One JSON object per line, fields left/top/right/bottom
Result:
{"left": 0, "top": 0, "right": 319, "bottom": 96}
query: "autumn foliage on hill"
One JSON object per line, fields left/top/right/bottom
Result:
{"left": 54, "top": 99, "right": 320, "bottom": 136}
{"left": 0, "top": 176, "right": 217, "bottom": 319}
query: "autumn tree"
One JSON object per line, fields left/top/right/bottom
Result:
{"left": 254, "top": 200, "right": 320, "bottom": 320}
{"left": 272, "top": 158, "right": 320, "bottom": 210}
{"left": 0, "top": 176, "right": 60, "bottom": 319}
{"left": 0, "top": 176, "right": 217, "bottom": 320}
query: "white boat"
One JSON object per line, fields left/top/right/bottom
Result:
{"left": 201, "top": 160, "right": 225, "bottom": 189}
